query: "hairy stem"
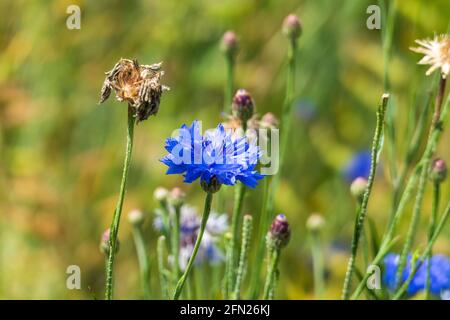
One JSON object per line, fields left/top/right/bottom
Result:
{"left": 425, "top": 182, "right": 440, "bottom": 299}
{"left": 173, "top": 192, "right": 213, "bottom": 300}
{"left": 105, "top": 109, "right": 135, "bottom": 300}
{"left": 232, "top": 215, "right": 253, "bottom": 300}
{"left": 131, "top": 225, "right": 151, "bottom": 299}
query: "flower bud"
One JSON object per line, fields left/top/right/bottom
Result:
{"left": 128, "top": 209, "right": 144, "bottom": 226}
{"left": 169, "top": 187, "right": 186, "bottom": 208}
{"left": 268, "top": 214, "right": 291, "bottom": 249}
{"left": 220, "top": 31, "right": 239, "bottom": 57}
{"left": 350, "top": 177, "right": 367, "bottom": 202}
{"left": 232, "top": 89, "right": 255, "bottom": 124}
{"left": 154, "top": 187, "right": 169, "bottom": 203}
{"left": 201, "top": 176, "right": 222, "bottom": 194}
{"left": 282, "top": 14, "right": 302, "bottom": 40}
{"left": 100, "top": 229, "right": 120, "bottom": 255}
{"left": 306, "top": 213, "right": 325, "bottom": 233}
{"left": 430, "top": 158, "right": 447, "bottom": 184}
{"left": 259, "top": 112, "right": 279, "bottom": 129}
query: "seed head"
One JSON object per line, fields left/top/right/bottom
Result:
{"left": 99, "top": 58, "right": 170, "bottom": 122}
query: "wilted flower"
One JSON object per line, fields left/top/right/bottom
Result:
{"left": 343, "top": 150, "right": 371, "bottom": 183}
{"left": 410, "top": 35, "right": 450, "bottom": 78}
{"left": 99, "top": 58, "right": 170, "bottom": 122}
{"left": 430, "top": 158, "right": 447, "bottom": 184}
{"left": 161, "top": 120, "right": 264, "bottom": 189}
{"left": 383, "top": 253, "right": 450, "bottom": 297}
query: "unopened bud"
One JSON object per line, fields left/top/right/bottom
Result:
{"left": 128, "top": 209, "right": 144, "bottom": 226}
{"left": 154, "top": 187, "right": 169, "bottom": 203}
{"left": 232, "top": 89, "right": 255, "bottom": 124}
{"left": 306, "top": 213, "right": 325, "bottom": 232}
{"left": 220, "top": 31, "right": 239, "bottom": 57}
{"left": 350, "top": 177, "right": 367, "bottom": 202}
{"left": 430, "top": 158, "right": 447, "bottom": 184}
{"left": 282, "top": 14, "right": 302, "bottom": 40}
{"left": 100, "top": 229, "right": 120, "bottom": 255}
{"left": 268, "top": 214, "right": 291, "bottom": 249}
{"left": 169, "top": 187, "right": 186, "bottom": 208}
{"left": 259, "top": 112, "right": 279, "bottom": 129}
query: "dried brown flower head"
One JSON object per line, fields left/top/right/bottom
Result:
{"left": 99, "top": 58, "right": 170, "bottom": 122}
{"left": 410, "top": 34, "right": 450, "bottom": 79}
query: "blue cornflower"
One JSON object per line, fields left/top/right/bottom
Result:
{"left": 383, "top": 253, "right": 450, "bottom": 297}
{"left": 161, "top": 120, "right": 264, "bottom": 189}
{"left": 343, "top": 150, "right": 371, "bottom": 182}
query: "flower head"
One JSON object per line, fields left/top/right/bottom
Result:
{"left": 161, "top": 120, "right": 264, "bottom": 189}
{"left": 232, "top": 89, "right": 255, "bottom": 124}
{"left": 220, "top": 31, "right": 239, "bottom": 57}
{"left": 383, "top": 253, "right": 450, "bottom": 297}
{"left": 282, "top": 14, "right": 302, "bottom": 40}
{"left": 268, "top": 214, "right": 291, "bottom": 249}
{"left": 410, "top": 35, "right": 450, "bottom": 79}
{"left": 343, "top": 150, "right": 371, "bottom": 183}
{"left": 99, "top": 58, "right": 170, "bottom": 122}
{"left": 430, "top": 158, "right": 447, "bottom": 184}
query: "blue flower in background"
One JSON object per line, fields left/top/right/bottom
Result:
{"left": 343, "top": 150, "right": 371, "bottom": 182}
{"left": 383, "top": 253, "right": 450, "bottom": 297}
{"left": 161, "top": 120, "right": 264, "bottom": 188}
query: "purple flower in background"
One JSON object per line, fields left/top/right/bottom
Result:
{"left": 295, "top": 99, "right": 316, "bottom": 122}
{"left": 383, "top": 253, "right": 450, "bottom": 297}
{"left": 161, "top": 120, "right": 264, "bottom": 188}
{"left": 343, "top": 150, "right": 371, "bottom": 182}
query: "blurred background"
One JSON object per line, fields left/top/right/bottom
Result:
{"left": 0, "top": 0, "right": 449, "bottom": 299}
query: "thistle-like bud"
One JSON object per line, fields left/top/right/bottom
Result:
{"left": 430, "top": 158, "right": 447, "bottom": 184}
{"left": 220, "top": 31, "right": 239, "bottom": 58}
{"left": 306, "top": 213, "right": 325, "bottom": 233}
{"left": 259, "top": 112, "right": 279, "bottom": 129}
{"left": 268, "top": 214, "right": 291, "bottom": 249}
{"left": 100, "top": 229, "right": 120, "bottom": 255}
{"left": 128, "top": 209, "right": 144, "bottom": 226}
{"left": 169, "top": 187, "right": 186, "bottom": 208}
{"left": 154, "top": 187, "right": 169, "bottom": 203}
{"left": 350, "top": 177, "right": 367, "bottom": 202}
{"left": 201, "top": 176, "right": 222, "bottom": 194}
{"left": 232, "top": 89, "right": 255, "bottom": 124}
{"left": 282, "top": 14, "right": 302, "bottom": 40}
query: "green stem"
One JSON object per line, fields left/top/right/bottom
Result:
{"left": 311, "top": 232, "right": 324, "bottom": 298}
{"left": 263, "top": 246, "right": 280, "bottom": 300}
{"left": 173, "top": 192, "right": 213, "bottom": 300}
{"left": 248, "top": 178, "right": 270, "bottom": 298}
{"left": 425, "top": 182, "right": 440, "bottom": 299}
{"left": 251, "top": 35, "right": 298, "bottom": 299}
{"left": 341, "top": 94, "right": 389, "bottom": 300}
{"left": 395, "top": 77, "right": 446, "bottom": 288}
{"left": 226, "top": 183, "right": 246, "bottom": 296}
{"left": 232, "top": 215, "right": 253, "bottom": 300}
{"left": 131, "top": 225, "right": 151, "bottom": 299}
{"left": 157, "top": 235, "right": 170, "bottom": 299}
{"left": 171, "top": 205, "right": 181, "bottom": 284}
{"left": 105, "top": 108, "right": 135, "bottom": 300}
